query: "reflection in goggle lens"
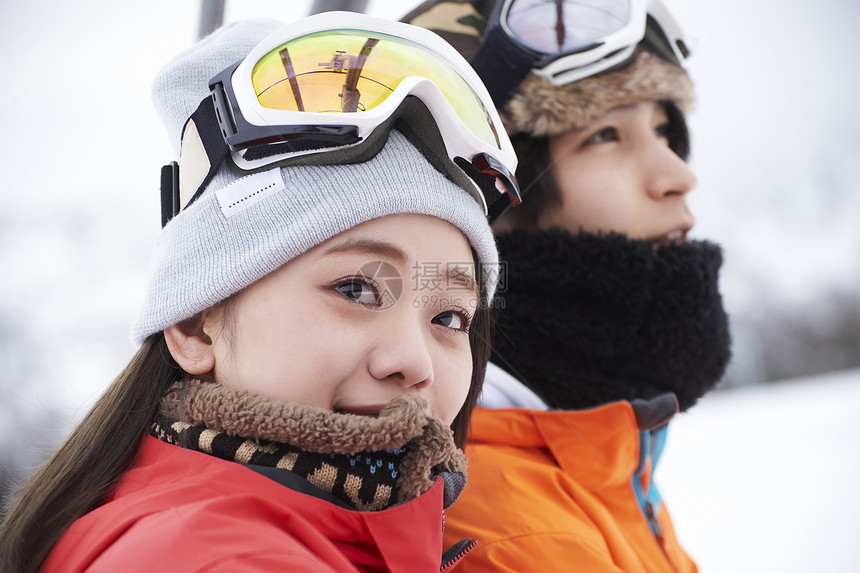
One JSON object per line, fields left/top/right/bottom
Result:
{"left": 507, "top": 0, "right": 631, "bottom": 54}
{"left": 251, "top": 30, "right": 500, "bottom": 148}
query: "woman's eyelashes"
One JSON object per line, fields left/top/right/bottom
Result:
{"left": 331, "top": 275, "right": 473, "bottom": 332}
{"left": 332, "top": 276, "right": 382, "bottom": 307}
{"left": 432, "top": 309, "right": 471, "bottom": 333}
{"left": 654, "top": 121, "right": 671, "bottom": 140}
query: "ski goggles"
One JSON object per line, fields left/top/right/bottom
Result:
{"left": 161, "top": 11, "right": 520, "bottom": 227}
{"left": 472, "top": 0, "right": 691, "bottom": 105}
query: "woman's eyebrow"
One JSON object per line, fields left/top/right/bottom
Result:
{"left": 323, "top": 238, "right": 408, "bottom": 265}
{"left": 324, "top": 239, "right": 479, "bottom": 297}
{"left": 446, "top": 265, "right": 479, "bottom": 297}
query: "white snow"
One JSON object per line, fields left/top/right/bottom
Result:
{"left": 660, "top": 368, "right": 860, "bottom": 572}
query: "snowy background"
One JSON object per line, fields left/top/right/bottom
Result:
{"left": 1, "top": 0, "right": 858, "bottom": 570}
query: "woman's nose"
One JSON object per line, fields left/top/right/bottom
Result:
{"left": 366, "top": 315, "right": 434, "bottom": 389}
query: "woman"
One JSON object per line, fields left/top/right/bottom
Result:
{"left": 0, "top": 12, "right": 521, "bottom": 572}
{"left": 404, "top": 1, "right": 731, "bottom": 571}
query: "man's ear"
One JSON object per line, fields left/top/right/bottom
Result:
{"left": 164, "top": 311, "right": 217, "bottom": 375}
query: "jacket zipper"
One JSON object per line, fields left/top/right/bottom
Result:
{"left": 644, "top": 501, "right": 665, "bottom": 547}
{"left": 440, "top": 538, "right": 478, "bottom": 571}
{"left": 439, "top": 508, "right": 477, "bottom": 571}
{"left": 635, "top": 428, "right": 670, "bottom": 557}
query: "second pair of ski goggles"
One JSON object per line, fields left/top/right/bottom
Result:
{"left": 472, "top": 0, "right": 691, "bottom": 106}
{"left": 162, "top": 11, "right": 520, "bottom": 227}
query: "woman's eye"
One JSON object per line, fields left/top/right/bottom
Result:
{"left": 333, "top": 278, "right": 381, "bottom": 307}
{"left": 432, "top": 310, "right": 470, "bottom": 332}
{"left": 654, "top": 122, "right": 671, "bottom": 140}
{"left": 582, "top": 127, "right": 618, "bottom": 146}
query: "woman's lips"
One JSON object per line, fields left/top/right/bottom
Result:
{"left": 335, "top": 405, "right": 386, "bottom": 417}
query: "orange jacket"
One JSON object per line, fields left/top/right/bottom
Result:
{"left": 443, "top": 400, "right": 697, "bottom": 572}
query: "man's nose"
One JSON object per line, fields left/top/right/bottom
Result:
{"left": 644, "top": 141, "right": 698, "bottom": 201}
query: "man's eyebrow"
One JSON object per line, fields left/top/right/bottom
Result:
{"left": 322, "top": 238, "right": 407, "bottom": 265}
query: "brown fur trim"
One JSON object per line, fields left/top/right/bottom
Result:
{"left": 395, "top": 414, "right": 465, "bottom": 502}
{"left": 162, "top": 381, "right": 428, "bottom": 454}
{"left": 159, "top": 381, "right": 466, "bottom": 501}
{"left": 503, "top": 51, "right": 694, "bottom": 137}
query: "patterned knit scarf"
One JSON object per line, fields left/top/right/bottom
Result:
{"left": 148, "top": 380, "right": 466, "bottom": 511}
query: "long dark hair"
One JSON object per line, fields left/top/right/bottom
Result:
{"left": 452, "top": 301, "right": 492, "bottom": 447}
{"left": 0, "top": 296, "right": 492, "bottom": 573}
{"left": 0, "top": 334, "right": 180, "bottom": 573}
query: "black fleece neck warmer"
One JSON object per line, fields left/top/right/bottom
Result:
{"left": 491, "top": 230, "right": 731, "bottom": 412}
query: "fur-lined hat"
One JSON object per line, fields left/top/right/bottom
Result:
{"left": 505, "top": 51, "right": 693, "bottom": 137}
{"left": 402, "top": 0, "right": 695, "bottom": 137}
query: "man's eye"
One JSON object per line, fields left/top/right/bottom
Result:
{"left": 432, "top": 310, "right": 470, "bottom": 332}
{"left": 582, "top": 127, "right": 618, "bottom": 146}
{"left": 334, "top": 278, "right": 381, "bottom": 307}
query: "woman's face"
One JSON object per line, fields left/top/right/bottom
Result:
{"left": 202, "top": 214, "right": 478, "bottom": 425}
{"left": 537, "top": 100, "right": 697, "bottom": 247}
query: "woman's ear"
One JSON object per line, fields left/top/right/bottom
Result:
{"left": 164, "top": 311, "right": 217, "bottom": 375}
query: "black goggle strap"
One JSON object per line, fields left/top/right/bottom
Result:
{"left": 642, "top": 14, "right": 688, "bottom": 66}
{"left": 159, "top": 161, "right": 179, "bottom": 228}
{"left": 158, "top": 94, "right": 525, "bottom": 227}
{"left": 470, "top": 23, "right": 539, "bottom": 108}
{"left": 159, "top": 95, "right": 230, "bottom": 227}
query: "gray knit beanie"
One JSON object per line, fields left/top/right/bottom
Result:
{"left": 131, "top": 18, "right": 498, "bottom": 344}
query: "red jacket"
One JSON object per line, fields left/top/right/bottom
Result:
{"left": 443, "top": 400, "right": 697, "bottom": 572}
{"left": 42, "top": 436, "right": 470, "bottom": 572}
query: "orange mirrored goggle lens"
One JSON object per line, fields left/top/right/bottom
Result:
{"left": 251, "top": 29, "right": 501, "bottom": 149}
